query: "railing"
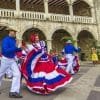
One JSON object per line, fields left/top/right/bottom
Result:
{"left": 0, "top": 9, "right": 94, "bottom": 24}
{"left": 0, "top": 9, "right": 15, "bottom": 18}
{"left": 49, "top": 14, "right": 94, "bottom": 24}
{"left": 20, "top": 11, "right": 46, "bottom": 20}
{"left": 49, "top": 13, "right": 72, "bottom": 22}
{"left": 73, "top": 16, "right": 94, "bottom": 24}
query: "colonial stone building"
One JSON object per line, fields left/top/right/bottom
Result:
{"left": 0, "top": 0, "right": 100, "bottom": 60}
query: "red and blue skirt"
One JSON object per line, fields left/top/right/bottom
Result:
{"left": 21, "top": 49, "right": 72, "bottom": 94}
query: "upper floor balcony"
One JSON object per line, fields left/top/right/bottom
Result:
{"left": 0, "top": 0, "right": 95, "bottom": 24}
{"left": 0, "top": 8, "right": 94, "bottom": 24}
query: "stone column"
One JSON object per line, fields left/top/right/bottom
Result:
{"left": 46, "top": 39, "right": 52, "bottom": 52}
{"left": 91, "top": 6, "right": 96, "bottom": 23}
{"left": 44, "top": 0, "right": 49, "bottom": 19}
{"left": 16, "top": 0, "right": 20, "bottom": 12}
{"left": 16, "top": 32, "right": 22, "bottom": 48}
{"left": 15, "top": 0, "right": 20, "bottom": 17}
{"left": 69, "top": 4, "right": 73, "bottom": 17}
{"left": 69, "top": 0, "right": 73, "bottom": 21}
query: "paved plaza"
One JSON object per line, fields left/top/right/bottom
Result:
{"left": 0, "top": 62, "right": 100, "bottom": 100}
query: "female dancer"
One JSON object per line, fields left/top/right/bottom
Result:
{"left": 21, "top": 33, "right": 72, "bottom": 94}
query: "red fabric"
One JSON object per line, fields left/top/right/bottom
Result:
{"left": 0, "top": 53, "right": 2, "bottom": 57}
{"left": 60, "top": 58, "right": 67, "bottom": 63}
{"left": 34, "top": 61, "right": 55, "bottom": 73}
{"left": 73, "top": 56, "right": 80, "bottom": 73}
{"left": 16, "top": 51, "right": 22, "bottom": 58}
{"left": 21, "top": 49, "right": 36, "bottom": 79}
{"left": 21, "top": 48, "right": 72, "bottom": 94}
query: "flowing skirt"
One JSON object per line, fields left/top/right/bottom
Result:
{"left": 21, "top": 50, "right": 72, "bottom": 94}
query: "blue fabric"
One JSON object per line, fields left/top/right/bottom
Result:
{"left": 28, "top": 75, "right": 64, "bottom": 85}
{"left": 41, "top": 53, "right": 48, "bottom": 60}
{"left": 64, "top": 44, "right": 79, "bottom": 54}
{"left": 26, "top": 50, "right": 65, "bottom": 85}
{"left": 1, "top": 36, "right": 21, "bottom": 58}
{"left": 52, "top": 56, "right": 58, "bottom": 65}
{"left": 26, "top": 50, "right": 42, "bottom": 76}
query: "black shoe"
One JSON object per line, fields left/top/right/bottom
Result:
{"left": 0, "top": 92, "right": 1, "bottom": 94}
{"left": 9, "top": 92, "right": 23, "bottom": 98}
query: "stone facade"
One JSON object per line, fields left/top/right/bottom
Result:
{"left": 0, "top": 0, "right": 100, "bottom": 60}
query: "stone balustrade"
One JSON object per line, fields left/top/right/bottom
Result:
{"left": 49, "top": 13, "right": 72, "bottom": 22}
{"left": 0, "top": 9, "right": 15, "bottom": 18}
{"left": 0, "top": 8, "right": 94, "bottom": 24}
{"left": 73, "top": 16, "right": 94, "bottom": 24}
{"left": 20, "top": 11, "right": 46, "bottom": 20}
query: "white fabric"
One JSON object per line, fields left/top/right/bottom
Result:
{"left": 73, "top": 57, "right": 77, "bottom": 68}
{"left": 31, "top": 70, "right": 59, "bottom": 80}
{"left": 5, "top": 56, "right": 19, "bottom": 78}
{"left": 27, "top": 44, "right": 35, "bottom": 51}
{"left": 22, "top": 44, "right": 37, "bottom": 56}
{"left": 6, "top": 67, "right": 12, "bottom": 78}
{"left": 58, "top": 62, "right": 67, "bottom": 66}
{"left": 65, "top": 54, "right": 74, "bottom": 74}
{"left": 0, "top": 56, "right": 21, "bottom": 93}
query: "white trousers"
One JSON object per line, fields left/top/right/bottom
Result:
{"left": 6, "top": 67, "right": 13, "bottom": 78}
{"left": 65, "top": 54, "right": 74, "bottom": 74}
{"left": 0, "top": 56, "right": 21, "bottom": 93}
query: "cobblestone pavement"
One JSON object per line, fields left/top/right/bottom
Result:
{"left": 0, "top": 62, "right": 100, "bottom": 100}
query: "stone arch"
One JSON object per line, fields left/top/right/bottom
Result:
{"left": 22, "top": 27, "right": 46, "bottom": 43}
{"left": 52, "top": 29, "right": 72, "bottom": 53}
{"left": 0, "top": 0, "right": 16, "bottom": 9}
{"left": 73, "top": 0, "right": 92, "bottom": 16}
{"left": 20, "top": 0, "right": 44, "bottom": 12}
{"left": 48, "top": 0, "right": 69, "bottom": 14}
{"left": 0, "top": 22, "right": 17, "bottom": 40}
{"left": 49, "top": 26, "right": 74, "bottom": 39}
{"left": 0, "top": 22, "right": 20, "bottom": 41}
{"left": 76, "top": 27, "right": 97, "bottom": 40}
{"left": 21, "top": 24, "right": 47, "bottom": 38}
{"left": 0, "top": 26, "right": 8, "bottom": 41}
{"left": 77, "top": 30, "right": 96, "bottom": 61}
{"left": 72, "top": 0, "right": 93, "bottom": 7}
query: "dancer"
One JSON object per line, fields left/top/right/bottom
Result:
{"left": 57, "top": 54, "right": 67, "bottom": 70}
{"left": 21, "top": 33, "right": 72, "bottom": 94}
{"left": 0, "top": 27, "right": 22, "bottom": 98}
{"left": 91, "top": 47, "right": 98, "bottom": 65}
{"left": 63, "top": 40, "right": 80, "bottom": 75}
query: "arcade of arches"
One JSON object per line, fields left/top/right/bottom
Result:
{"left": 0, "top": 26, "right": 96, "bottom": 61}
{"left": 0, "top": 0, "right": 91, "bottom": 16}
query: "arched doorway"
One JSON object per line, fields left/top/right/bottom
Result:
{"left": 22, "top": 27, "right": 46, "bottom": 43}
{"left": 52, "top": 29, "right": 72, "bottom": 53}
{"left": 73, "top": 0, "right": 91, "bottom": 16}
{"left": 77, "top": 30, "right": 96, "bottom": 61}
